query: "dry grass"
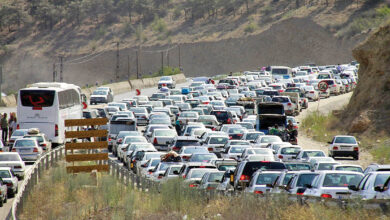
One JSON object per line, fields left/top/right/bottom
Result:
{"left": 19, "top": 164, "right": 387, "bottom": 220}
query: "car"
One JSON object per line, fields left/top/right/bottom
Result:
{"left": 0, "top": 177, "right": 7, "bottom": 206}
{"left": 130, "top": 107, "right": 149, "bottom": 125}
{"left": 189, "top": 153, "right": 218, "bottom": 163}
{"left": 236, "top": 122, "right": 255, "bottom": 132}
{"left": 255, "top": 135, "right": 283, "bottom": 148}
{"left": 242, "top": 131, "right": 265, "bottom": 143}
{"left": 303, "top": 86, "right": 319, "bottom": 101}
{"left": 233, "top": 161, "right": 286, "bottom": 190}
{"left": 294, "top": 149, "right": 326, "bottom": 162}
{"left": 303, "top": 171, "right": 363, "bottom": 199}
{"left": 134, "top": 96, "right": 149, "bottom": 105}
{"left": 184, "top": 168, "right": 218, "bottom": 188}
{"left": 118, "top": 136, "right": 148, "bottom": 162}
{"left": 182, "top": 123, "right": 205, "bottom": 136}
{"left": 177, "top": 111, "right": 199, "bottom": 125}
{"left": 198, "top": 171, "right": 225, "bottom": 190}
{"left": 179, "top": 146, "right": 210, "bottom": 161}
{"left": 328, "top": 135, "right": 359, "bottom": 160}
{"left": 8, "top": 129, "right": 29, "bottom": 147}
{"left": 112, "top": 131, "right": 142, "bottom": 156}
{"left": 239, "top": 148, "right": 274, "bottom": 161}
{"left": 282, "top": 171, "right": 321, "bottom": 195}
{"left": 363, "top": 164, "right": 390, "bottom": 175}
{"left": 349, "top": 171, "right": 390, "bottom": 200}
{"left": 0, "top": 167, "right": 18, "bottom": 197}
{"left": 271, "top": 96, "right": 296, "bottom": 116}
{"left": 158, "top": 76, "right": 176, "bottom": 89}
{"left": 245, "top": 171, "right": 283, "bottom": 194}
{"left": 90, "top": 89, "right": 113, "bottom": 104}
{"left": 169, "top": 136, "right": 201, "bottom": 152}
{"left": 151, "top": 162, "right": 182, "bottom": 181}
{"left": 139, "top": 158, "right": 161, "bottom": 177}
{"left": 125, "top": 143, "right": 155, "bottom": 168}
{"left": 197, "top": 115, "right": 219, "bottom": 130}
{"left": 160, "top": 164, "right": 184, "bottom": 182}
{"left": 23, "top": 128, "right": 52, "bottom": 151}
{"left": 203, "top": 135, "right": 229, "bottom": 154}
{"left": 210, "top": 110, "right": 234, "bottom": 124}
{"left": 0, "top": 153, "right": 25, "bottom": 179}
{"left": 12, "top": 138, "right": 43, "bottom": 162}
{"left": 135, "top": 152, "right": 165, "bottom": 174}
{"left": 274, "top": 145, "right": 302, "bottom": 162}
{"left": 150, "top": 129, "right": 177, "bottom": 151}
{"left": 144, "top": 124, "right": 172, "bottom": 139}
{"left": 130, "top": 149, "right": 159, "bottom": 173}
{"left": 227, "top": 127, "right": 247, "bottom": 140}
{"left": 269, "top": 171, "right": 299, "bottom": 194}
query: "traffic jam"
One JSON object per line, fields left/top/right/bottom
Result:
{"left": 0, "top": 62, "right": 389, "bottom": 208}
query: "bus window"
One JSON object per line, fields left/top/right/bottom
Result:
{"left": 20, "top": 90, "right": 55, "bottom": 107}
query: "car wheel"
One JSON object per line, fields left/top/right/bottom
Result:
{"left": 0, "top": 197, "right": 3, "bottom": 207}
{"left": 4, "top": 196, "right": 7, "bottom": 203}
{"left": 354, "top": 155, "right": 359, "bottom": 160}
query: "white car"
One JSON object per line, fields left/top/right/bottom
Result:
{"left": 12, "top": 138, "right": 43, "bottom": 162}
{"left": 274, "top": 145, "right": 302, "bottom": 162}
{"left": 303, "top": 86, "right": 319, "bottom": 101}
{"left": 150, "top": 129, "right": 177, "bottom": 151}
{"left": 255, "top": 135, "right": 283, "bottom": 148}
{"left": 332, "top": 164, "right": 363, "bottom": 173}
{"left": 283, "top": 171, "right": 321, "bottom": 195}
{"left": 222, "top": 146, "right": 251, "bottom": 160}
{"left": 245, "top": 171, "right": 283, "bottom": 194}
{"left": 349, "top": 171, "right": 390, "bottom": 200}
{"left": 184, "top": 168, "right": 218, "bottom": 188}
{"left": 240, "top": 148, "right": 274, "bottom": 161}
{"left": 118, "top": 136, "right": 148, "bottom": 162}
{"left": 203, "top": 135, "right": 229, "bottom": 154}
{"left": 328, "top": 135, "right": 359, "bottom": 160}
{"left": 177, "top": 111, "right": 199, "bottom": 124}
{"left": 0, "top": 153, "right": 25, "bottom": 179}
{"left": 303, "top": 171, "right": 363, "bottom": 200}
{"left": 0, "top": 167, "right": 18, "bottom": 197}
{"left": 139, "top": 158, "right": 161, "bottom": 177}
{"left": 294, "top": 149, "right": 326, "bottom": 162}
{"left": 158, "top": 76, "right": 176, "bottom": 89}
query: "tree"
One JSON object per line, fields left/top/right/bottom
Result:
{"left": 66, "top": 1, "right": 83, "bottom": 25}
{"left": 1, "top": 4, "right": 26, "bottom": 32}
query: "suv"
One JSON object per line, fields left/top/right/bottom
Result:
{"left": 168, "top": 136, "right": 201, "bottom": 152}
{"left": 328, "top": 135, "right": 359, "bottom": 160}
{"left": 210, "top": 110, "right": 234, "bottom": 124}
{"left": 233, "top": 161, "right": 286, "bottom": 190}
{"left": 23, "top": 128, "right": 52, "bottom": 151}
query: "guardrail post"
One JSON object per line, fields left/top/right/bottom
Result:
{"left": 136, "top": 175, "right": 140, "bottom": 190}
{"left": 141, "top": 177, "right": 145, "bottom": 192}
{"left": 116, "top": 164, "right": 120, "bottom": 179}
{"left": 51, "top": 151, "right": 54, "bottom": 166}
{"left": 55, "top": 149, "right": 58, "bottom": 162}
{"left": 121, "top": 169, "right": 125, "bottom": 184}
{"left": 45, "top": 155, "right": 50, "bottom": 170}
{"left": 130, "top": 173, "right": 135, "bottom": 189}
{"left": 125, "top": 171, "right": 129, "bottom": 186}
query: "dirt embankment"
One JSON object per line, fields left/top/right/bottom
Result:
{"left": 3, "top": 18, "right": 359, "bottom": 92}
{"left": 344, "top": 23, "right": 390, "bottom": 135}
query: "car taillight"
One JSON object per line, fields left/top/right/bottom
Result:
{"left": 310, "top": 91, "right": 314, "bottom": 94}
{"left": 41, "top": 143, "right": 47, "bottom": 147}
{"left": 333, "top": 146, "right": 339, "bottom": 150}
{"left": 17, "top": 124, "right": 20, "bottom": 129}
{"left": 254, "top": 190, "right": 263, "bottom": 194}
{"left": 189, "top": 184, "right": 197, "bottom": 188}
{"left": 182, "top": 156, "right": 189, "bottom": 160}
{"left": 296, "top": 192, "right": 304, "bottom": 195}
{"left": 33, "top": 148, "right": 38, "bottom": 152}
{"left": 332, "top": 85, "right": 337, "bottom": 87}
{"left": 158, "top": 176, "right": 163, "bottom": 179}
{"left": 294, "top": 126, "right": 298, "bottom": 129}
{"left": 182, "top": 175, "right": 186, "bottom": 179}
{"left": 149, "top": 171, "right": 153, "bottom": 174}
{"left": 153, "top": 138, "right": 158, "bottom": 145}
{"left": 212, "top": 127, "right": 216, "bottom": 131}
{"left": 12, "top": 149, "right": 16, "bottom": 152}
{"left": 346, "top": 85, "right": 349, "bottom": 87}
{"left": 118, "top": 139, "right": 123, "bottom": 144}
{"left": 208, "top": 148, "right": 213, "bottom": 152}
{"left": 142, "top": 116, "right": 147, "bottom": 119}
{"left": 172, "top": 146, "right": 179, "bottom": 151}
{"left": 227, "top": 118, "right": 232, "bottom": 124}
{"left": 108, "top": 138, "right": 112, "bottom": 141}
{"left": 55, "top": 124, "right": 59, "bottom": 137}
{"left": 354, "top": 147, "right": 359, "bottom": 151}
{"left": 287, "top": 103, "right": 292, "bottom": 106}
{"left": 278, "top": 155, "right": 283, "bottom": 159}
{"left": 321, "top": 194, "right": 332, "bottom": 198}
{"left": 207, "top": 187, "right": 215, "bottom": 190}
{"left": 6, "top": 182, "right": 13, "bottom": 187}
{"left": 240, "top": 175, "right": 250, "bottom": 181}
{"left": 229, "top": 136, "right": 232, "bottom": 139}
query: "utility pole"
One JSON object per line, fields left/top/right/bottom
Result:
{"left": 116, "top": 42, "right": 120, "bottom": 81}
{"left": 0, "top": 65, "right": 2, "bottom": 106}
{"left": 136, "top": 50, "right": 139, "bottom": 79}
{"left": 167, "top": 50, "right": 170, "bottom": 67}
{"left": 52, "top": 63, "right": 56, "bottom": 82}
{"left": 139, "top": 47, "right": 142, "bottom": 77}
{"left": 178, "top": 44, "right": 181, "bottom": 69}
{"left": 161, "top": 51, "right": 164, "bottom": 74}
{"left": 59, "top": 56, "right": 63, "bottom": 82}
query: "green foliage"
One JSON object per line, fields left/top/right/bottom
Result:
{"left": 377, "top": 5, "right": 390, "bottom": 18}
{"left": 301, "top": 111, "right": 338, "bottom": 142}
{"left": 173, "top": 7, "right": 182, "bottom": 20}
{"left": 122, "top": 22, "right": 135, "bottom": 35}
{"left": 135, "top": 24, "right": 145, "bottom": 41}
{"left": 151, "top": 16, "right": 167, "bottom": 33}
{"left": 244, "top": 22, "right": 257, "bottom": 33}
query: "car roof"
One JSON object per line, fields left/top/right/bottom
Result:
{"left": 176, "top": 136, "right": 199, "bottom": 140}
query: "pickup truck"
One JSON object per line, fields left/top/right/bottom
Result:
{"left": 256, "top": 102, "right": 286, "bottom": 134}
{"left": 280, "top": 92, "right": 301, "bottom": 116}
{"left": 108, "top": 118, "right": 137, "bottom": 146}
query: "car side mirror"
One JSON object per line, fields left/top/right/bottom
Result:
{"left": 195, "top": 180, "right": 201, "bottom": 184}
{"left": 173, "top": 170, "right": 179, "bottom": 175}
{"left": 304, "top": 184, "right": 312, "bottom": 189}
{"left": 348, "top": 185, "right": 359, "bottom": 191}
{"left": 272, "top": 150, "right": 276, "bottom": 154}
{"left": 266, "top": 183, "right": 274, "bottom": 188}
{"left": 327, "top": 141, "right": 332, "bottom": 144}
{"left": 141, "top": 164, "right": 147, "bottom": 168}
{"left": 374, "top": 186, "right": 384, "bottom": 192}
{"left": 158, "top": 173, "right": 164, "bottom": 177}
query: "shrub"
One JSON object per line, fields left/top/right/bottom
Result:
{"left": 244, "top": 22, "right": 257, "bottom": 33}
{"left": 151, "top": 16, "right": 167, "bottom": 33}
{"left": 173, "top": 7, "right": 182, "bottom": 20}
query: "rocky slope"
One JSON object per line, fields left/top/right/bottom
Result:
{"left": 345, "top": 23, "right": 390, "bottom": 135}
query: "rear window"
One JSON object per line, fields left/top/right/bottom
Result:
{"left": 12, "top": 130, "right": 26, "bottom": 136}
{"left": 281, "top": 147, "right": 300, "bottom": 155}
{"left": 272, "top": 69, "right": 288, "bottom": 75}
{"left": 20, "top": 90, "right": 55, "bottom": 107}
{"left": 0, "top": 170, "right": 11, "bottom": 178}
{"left": 245, "top": 133, "right": 262, "bottom": 141}
{"left": 212, "top": 111, "right": 228, "bottom": 120}
{"left": 209, "top": 137, "right": 228, "bottom": 145}
{"left": 285, "top": 163, "right": 311, "bottom": 171}
{"left": 183, "top": 148, "right": 208, "bottom": 154}
{"left": 169, "top": 166, "right": 182, "bottom": 175}
{"left": 374, "top": 174, "right": 390, "bottom": 187}
{"left": 318, "top": 163, "right": 338, "bottom": 170}
{"left": 335, "top": 166, "right": 363, "bottom": 173}
{"left": 256, "top": 173, "right": 280, "bottom": 185}
{"left": 334, "top": 137, "right": 356, "bottom": 144}
{"left": 155, "top": 130, "right": 176, "bottom": 137}
{"left": 189, "top": 169, "right": 210, "bottom": 178}
{"left": 272, "top": 97, "right": 289, "bottom": 103}
{"left": 0, "top": 154, "right": 21, "bottom": 161}
{"left": 15, "top": 140, "right": 36, "bottom": 147}
{"left": 296, "top": 174, "right": 319, "bottom": 187}
{"left": 208, "top": 173, "right": 224, "bottom": 182}
{"left": 242, "top": 162, "right": 286, "bottom": 176}
{"left": 176, "top": 140, "right": 200, "bottom": 148}
{"left": 27, "top": 136, "right": 44, "bottom": 143}
{"left": 323, "top": 173, "right": 362, "bottom": 187}
{"left": 230, "top": 147, "right": 247, "bottom": 154}
{"left": 282, "top": 173, "right": 295, "bottom": 185}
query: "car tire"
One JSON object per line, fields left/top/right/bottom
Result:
{"left": 0, "top": 198, "right": 3, "bottom": 207}
{"left": 4, "top": 196, "right": 7, "bottom": 203}
{"left": 354, "top": 155, "right": 359, "bottom": 160}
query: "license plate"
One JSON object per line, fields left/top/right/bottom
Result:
{"left": 130, "top": 163, "right": 134, "bottom": 168}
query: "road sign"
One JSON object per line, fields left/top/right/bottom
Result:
{"left": 136, "top": 89, "right": 141, "bottom": 96}
{"left": 318, "top": 81, "right": 329, "bottom": 92}
{"left": 82, "top": 102, "right": 87, "bottom": 109}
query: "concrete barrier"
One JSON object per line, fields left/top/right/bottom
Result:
{"left": 110, "top": 81, "right": 132, "bottom": 94}
{"left": 142, "top": 78, "right": 154, "bottom": 88}
{"left": 129, "top": 79, "right": 144, "bottom": 89}
{"left": 1, "top": 95, "right": 16, "bottom": 107}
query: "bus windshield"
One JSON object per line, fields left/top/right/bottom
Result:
{"left": 20, "top": 90, "right": 55, "bottom": 107}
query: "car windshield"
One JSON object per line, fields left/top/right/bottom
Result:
{"left": 150, "top": 119, "right": 171, "bottom": 124}
{"left": 335, "top": 166, "right": 363, "bottom": 173}
{"left": 245, "top": 133, "right": 262, "bottom": 141}
{"left": 151, "top": 159, "right": 161, "bottom": 167}
{"left": 323, "top": 173, "right": 362, "bottom": 187}
{"left": 230, "top": 147, "right": 247, "bottom": 154}
{"left": 155, "top": 130, "right": 176, "bottom": 137}
{"left": 209, "top": 137, "right": 228, "bottom": 145}
{"left": 0, "top": 154, "right": 20, "bottom": 161}
{"left": 189, "top": 169, "right": 211, "bottom": 179}
{"left": 183, "top": 148, "right": 208, "bottom": 154}
{"left": 218, "top": 165, "right": 236, "bottom": 171}
{"left": 130, "top": 108, "right": 146, "bottom": 113}
{"left": 208, "top": 173, "right": 224, "bottom": 182}
{"left": 334, "top": 137, "right": 357, "bottom": 144}
{"left": 12, "top": 130, "right": 26, "bottom": 136}
{"left": 282, "top": 173, "right": 295, "bottom": 185}
{"left": 285, "top": 163, "right": 311, "bottom": 171}
{"left": 281, "top": 147, "right": 300, "bottom": 155}
{"left": 176, "top": 140, "right": 200, "bottom": 148}
{"left": 181, "top": 112, "right": 197, "bottom": 118}
{"left": 297, "top": 174, "right": 319, "bottom": 187}
{"left": 260, "top": 137, "right": 281, "bottom": 143}
{"left": 256, "top": 173, "right": 280, "bottom": 185}
{"left": 191, "top": 154, "right": 217, "bottom": 162}
{"left": 228, "top": 128, "right": 246, "bottom": 134}
{"left": 318, "top": 163, "right": 338, "bottom": 170}
{"left": 92, "top": 90, "right": 107, "bottom": 95}
{"left": 124, "top": 137, "right": 146, "bottom": 144}
{"left": 15, "top": 140, "right": 36, "bottom": 147}
{"left": 303, "top": 151, "right": 325, "bottom": 157}
{"left": 374, "top": 174, "right": 390, "bottom": 187}
{"left": 272, "top": 97, "right": 289, "bottom": 103}
{"left": 0, "top": 170, "right": 11, "bottom": 178}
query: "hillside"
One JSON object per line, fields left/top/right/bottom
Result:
{"left": 344, "top": 21, "right": 390, "bottom": 136}
{"left": 1, "top": 0, "right": 390, "bottom": 92}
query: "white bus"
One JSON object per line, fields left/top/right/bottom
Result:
{"left": 270, "top": 66, "right": 293, "bottom": 80}
{"left": 17, "top": 82, "right": 83, "bottom": 147}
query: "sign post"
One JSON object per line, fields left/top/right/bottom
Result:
{"left": 317, "top": 81, "right": 329, "bottom": 111}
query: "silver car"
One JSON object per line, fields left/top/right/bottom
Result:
{"left": 12, "top": 138, "right": 43, "bottom": 162}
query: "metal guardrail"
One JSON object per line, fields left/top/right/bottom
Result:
{"left": 6, "top": 146, "right": 65, "bottom": 220}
